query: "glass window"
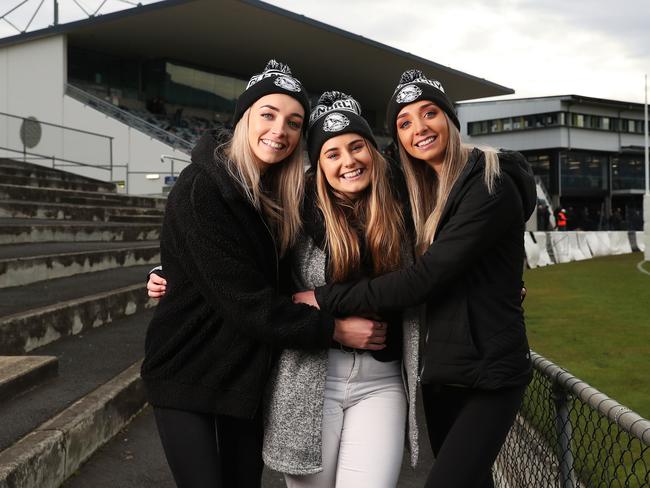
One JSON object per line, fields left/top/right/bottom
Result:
{"left": 601, "top": 117, "right": 610, "bottom": 130}
{"left": 164, "top": 62, "right": 247, "bottom": 120}
{"left": 561, "top": 151, "right": 607, "bottom": 190}
{"left": 612, "top": 156, "right": 645, "bottom": 190}
{"left": 490, "top": 119, "right": 503, "bottom": 133}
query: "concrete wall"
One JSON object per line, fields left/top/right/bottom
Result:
{"left": 0, "top": 34, "right": 190, "bottom": 195}
{"left": 464, "top": 127, "right": 568, "bottom": 152}
{"left": 61, "top": 96, "right": 189, "bottom": 194}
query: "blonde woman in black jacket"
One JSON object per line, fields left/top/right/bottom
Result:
{"left": 141, "top": 61, "right": 385, "bottom": 488}
{"left": 295, "top": 70, "right": 537, "bottom": 488}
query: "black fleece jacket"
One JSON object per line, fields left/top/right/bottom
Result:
{"left": 141, "top": 131, "right": 335, "bottom": 419}
{"left": 315, "top": 149, "right": 537, "bottom": 390}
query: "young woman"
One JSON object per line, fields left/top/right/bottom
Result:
{"left": 295, "top": 70, "right": 537, "bottom": 488}
{"left": 263, "top": 91, "right": 420, "bottom": 488}
{"left": 141, "top": 61, "right": 384, "bottom": 488}
{"left": 149, "top": 91, "right": 420, "bottom": 488}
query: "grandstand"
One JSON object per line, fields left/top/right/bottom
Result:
{"left": 1, "top": 2, "right": 649, "bottom": 487}
{"left": 0, "top": 0, "right": 513, "bottom": 195}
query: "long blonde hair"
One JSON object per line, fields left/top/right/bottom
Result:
{"left": 316, "top": 141, "right": 405, "bottom": 282}
{"left": 399, "top": 112, "right": 501, "bottom": 254}
{"left": 222, "top": 109, "right": 304, "bottom": 256}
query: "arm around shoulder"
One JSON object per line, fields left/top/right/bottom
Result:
{"left": 316, "top": 172, "right": 519, "bottom": 316}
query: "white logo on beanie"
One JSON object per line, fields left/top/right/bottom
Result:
{"left": 323, "top": 113, "right": 350, "bottom": 132}
{"left": 396, "top": 85, "right": 423, "bottom": 104}
{"left": 274, "top": 76, "right": 302, "bottom": 92}
{"left": 309, "top": 99, "right": 360, "bottom": 127}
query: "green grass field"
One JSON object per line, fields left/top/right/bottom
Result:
{"left": 523, "top": 252, "right": 650, "bottom": 419}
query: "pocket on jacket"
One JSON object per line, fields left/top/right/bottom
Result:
{"left": 420, "top": 339, "right": 480, "bottom": 386}
{"left": 424, "top": 294, "right": 474, "bottom": 346}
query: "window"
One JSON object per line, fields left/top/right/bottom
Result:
{"left": 612, "top": 156, "right": 645, "bottom": 190}
{"left": 601, "top": 117, "right": 610, "bottom": 130}
{"left": 561, "top": 151, "right": 607, "bottom": 190}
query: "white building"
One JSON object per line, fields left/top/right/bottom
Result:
{"left": 458, "top": 95, "right": 647, "bottom": 230}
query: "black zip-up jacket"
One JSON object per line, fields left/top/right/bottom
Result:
{"left": 141, "top": 131, "right": 335, "bottom": 419}
{"left": 315, "top": 149, "right": 536, "bottom": 390}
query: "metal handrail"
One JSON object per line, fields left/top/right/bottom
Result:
{"left": 531, "top": 351, "right": 650, "bottom": 445}
{"left": 65, "top": 84, "right": 193, "bottom": 154}
{"left": 0, "top": 110, "right": 113, "bottom": 140}
{"left": 0, "top": 145, "right": 110, "bottom": 171}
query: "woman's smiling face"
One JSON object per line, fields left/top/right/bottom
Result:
{"left": 396, "top": 100, "right": 449, "bottom": 172}
{"left": 247, "top": 93, "right": 304, "bottom": 169}
{"left": 318, "top": 133, "right": 373, "bottom": 199}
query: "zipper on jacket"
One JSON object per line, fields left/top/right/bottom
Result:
{"left": 252, "top": 213, "right": 279, "bottom": 419}
{"left": 258, "top": 214, "right": 279, "bottom": 290}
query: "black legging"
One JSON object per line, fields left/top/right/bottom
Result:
{"left": 153, "top": 407, "right": 264, "bottom": 488}
{"left": 422, "top": 384, "right": 527, "bottom": 488}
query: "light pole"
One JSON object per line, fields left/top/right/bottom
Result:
{"left": 645, "top": 74, "right": 650, "bottom": 261}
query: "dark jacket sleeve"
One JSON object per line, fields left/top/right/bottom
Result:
{"left": 169, "top": 175, "right": 335, "bottom": 350}
{"left": 315, "top": 172, "right": 519, "bottom": 316}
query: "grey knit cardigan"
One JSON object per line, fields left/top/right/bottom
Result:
{"left": 262, "top": 234, "right": 420, "bottom": 475}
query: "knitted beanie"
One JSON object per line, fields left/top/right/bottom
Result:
{"left": 385, "top": 69, "right": 460, "bottom": 142}
{"left": 307, "top": 91, "right": 377, "bottom": 167}
{"left": 233, "top": 59, "right": 310, "bottom": 130}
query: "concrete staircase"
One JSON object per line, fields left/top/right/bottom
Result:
{"left": 0, "top": 159, "right": 162, "bottom": 488}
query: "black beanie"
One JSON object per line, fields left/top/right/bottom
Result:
{"left": 233, "top": 60, "right": 310, "bottom": 130}
{"left": 307, "top": 91, "right": 377, "bottom": 167}
{"left": 385, "top": 69, "right": 460, "bottom": 142}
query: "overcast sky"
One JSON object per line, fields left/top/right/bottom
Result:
{"left": 2, "top": 0, "right": 649, "bottom": 103}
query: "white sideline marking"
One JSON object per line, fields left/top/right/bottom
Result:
{"left": 636, "top": 260, "right": 650, "bottom": 276}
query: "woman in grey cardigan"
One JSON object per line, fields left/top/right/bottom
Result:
{"left": 263, "top": 91, "right": 419, "bottom": 487}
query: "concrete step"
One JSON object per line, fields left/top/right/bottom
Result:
{"left": 0, "top": 265, "right": 155, "bottom": 354}
{"left": 0, "top": 310, "right": 151, "bottom": 488}
{"left": 0, "top": 219, "right": 160, "bottom": 244}
{"left": 0, "top": 174, "right": 116, "bottom": 194}
{"left": 0, "top": 200, "right": 164, "bottom": 223}
{"left": 0, "top": 242, "right": 160, "bottom": 288}
{"left": 0, "top": 356, "right": 58, "bottom": 402}
{"left": 0, "top": 184, "right": 166, "bottom": 210}
{"left": 0, "top": 159, "right": 116, "bottom": 193}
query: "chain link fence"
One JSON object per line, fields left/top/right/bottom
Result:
{"left": 494, "top": 351, "right": 649, "bottom": 487}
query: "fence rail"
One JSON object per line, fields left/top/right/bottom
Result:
{"left": 495, "top": 351, "right": 649, "bottom": 487}
{"left": 0, "top": 110, "right": 115, "bottom": 178}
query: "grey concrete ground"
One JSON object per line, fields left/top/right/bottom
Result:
{"left": 65, "top": 404, "right": 435, "bottom": 488}
{"left": 0, "top": 309, "right": 152, "bottom": 451}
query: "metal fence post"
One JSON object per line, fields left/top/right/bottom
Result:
{"left": 552, "top": 383, "right": 577, "bottom": 488}
{"left": 109, "top": 137, "right": 114, "bottom": 181}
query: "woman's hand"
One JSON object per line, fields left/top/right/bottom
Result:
{"left": 293, "top": 290, "right": 319, "bottom": 309}
{"left": 147, "top": 273, "right": 167, "bottom": 299}
{"left": 334, "top": 316, "right": 387, "bottom": 350}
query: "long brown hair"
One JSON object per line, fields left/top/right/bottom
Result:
{"left": 399, "top": 112, "right": 501, "bottom": 254}
{"left": 316, "top": 141, "right": 405, "bottom": 282}
{"left": 223, "top": 109, "right": 304, "bottom": 256}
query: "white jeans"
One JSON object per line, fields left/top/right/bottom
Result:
{"left": 285, "top": 349, "right": 406, "bottom": 488}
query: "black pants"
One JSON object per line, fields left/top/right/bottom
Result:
{"left": 421, "top": 384, "right": 526, "bottom": 488}
{"left": 153, "top": 407, "right": 264, "bottom": 488}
